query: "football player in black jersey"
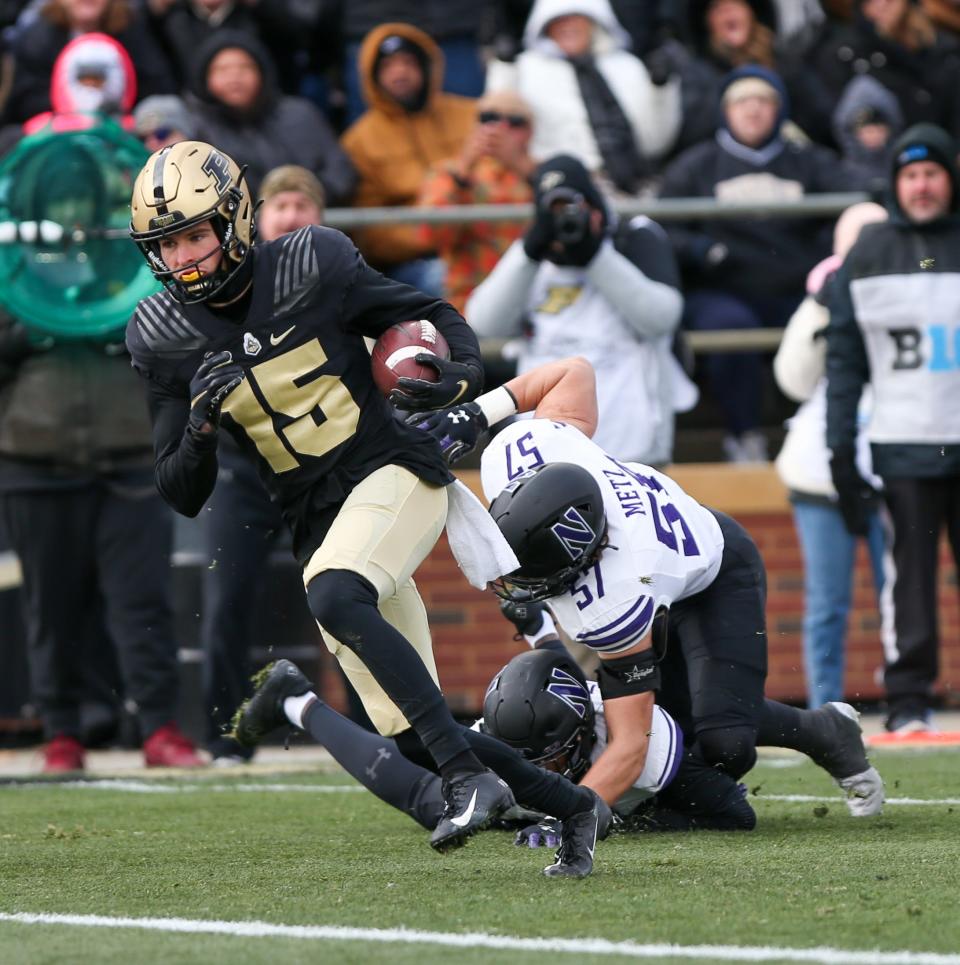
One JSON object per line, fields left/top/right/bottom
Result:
{"left": 126, "top": 141, "right": 606, "bottom": 873}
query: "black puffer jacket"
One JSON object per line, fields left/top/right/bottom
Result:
{"left": 186, "top": 31, "right": 357, "bottom": 204}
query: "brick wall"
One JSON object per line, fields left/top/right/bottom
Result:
{"left": 324, "top": 466, "right": 959, "bottom": 714}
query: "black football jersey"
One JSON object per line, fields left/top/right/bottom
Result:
{"left": 126, "top": 226, "right": 481, "bottom": 559}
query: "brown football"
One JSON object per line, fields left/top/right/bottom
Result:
{"left": 371, "top": 319, "right": 451, "bottom": 397}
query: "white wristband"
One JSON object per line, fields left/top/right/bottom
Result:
{"left": 475, "top": 385, "right": 519, "bottom": 426}
{"left": 524, "top": 609, "right": 557, "bottom": 648}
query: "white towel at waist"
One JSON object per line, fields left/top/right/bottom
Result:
{"left": 445, "top": 478, "right": 519, "bottom": 590}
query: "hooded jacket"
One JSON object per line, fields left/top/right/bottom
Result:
{"left": 3, "top": 6, "right": 174, "bottom": 125}
{"left": 186, "top": 31, "right": 356, "bottom": 204}
{"left": 830, "top": 74, "right": 903, "bottom": 191}
{"left": 660, "top": 66, "right": 857, "bottom": 298}
{"left": 826, "top": 123, "right": 960, "bottom": 477}
{"left": 340, "top": 22, "right": 477, "bottom": 267}
{"left": 486, "top": 0, "right": 681, "bottom": 177}
{"left": 22, "top": 33, "right": 137, "bottom": 135}
{"left": 675, "top": 0, "right": 834, "bottom": 150}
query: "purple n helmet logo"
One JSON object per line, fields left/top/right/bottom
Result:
{"left": 545, "top": 667, "right": 590, "bottom": 718}
{"left": 550, "top": 506, "right": 596, "bottom": 560}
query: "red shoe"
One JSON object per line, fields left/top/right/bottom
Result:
{"left": 42, "top": 734, "right": 85, "bottom": 773}
{"left": 143, "top": 723, "right": 205, "bottom": 768}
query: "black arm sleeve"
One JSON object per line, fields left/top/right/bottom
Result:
{"left": 825, "top": 263, "right": 869, "bottom": 454}
{"left": 341, "top": 260, "right": 483, "bottom": 376}
{"left": 144, "top": 376, "right": 220, "bottom": 518}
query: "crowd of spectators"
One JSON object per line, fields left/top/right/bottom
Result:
{"left": 2, "top": 0, "right": 959, "bottom": 766}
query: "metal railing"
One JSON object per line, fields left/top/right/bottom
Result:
{"left": 324, "top": 192, "right": 869, "bottom": 357}
{"left": 323, "top": 192, "right": 871, "bottom": 228}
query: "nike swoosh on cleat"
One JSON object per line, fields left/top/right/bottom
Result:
{"left": 448, "top": 380, "right": 469, "bottom": 404}
{"left": 270, "top": 325, "right": 296, "bottom": 346}
{"left": 449, "top": 788, "right": 479, "bottom": 828}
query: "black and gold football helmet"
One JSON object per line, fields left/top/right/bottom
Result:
{"left": 129, "top": 141, "right": 254, "bottom": 303}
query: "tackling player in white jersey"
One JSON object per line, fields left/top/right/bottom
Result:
{"left": 412, "top": 356, "right": 884, "bottom": 831}
{"left": 233, "top": 357, "right": 883, "bottom": 879}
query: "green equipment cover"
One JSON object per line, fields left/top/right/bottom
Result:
{"left": 0, "top": 119, "right": 158, "bottom": 339}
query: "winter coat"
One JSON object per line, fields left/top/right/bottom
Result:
{"left": 826, "top": 124, "right": 960, "bottom": 478}
{"left": 340, "top": 22, "right": 477, "bottom": 268}
{"left": 150, "top": 0, "right": 316, "bottom": 95}
{"left": 807, "top": 9, "right": 960, "bottom": 136}
{"left": 4, "top": 12, "right": 174, "bottom": 125}
{"left": 830, "top": 74, "right": 903, "bottom": 192}
{"left": 674, "top": 0, "right": 836, "bottom": 150}
{"left": 0, "top": 332, "right": 154, "bottom": 486}
{"left": 660, "top": 130, "right": 857, "bottom": 298}
{"left": 486, "top": 0, "right": 681, "bottom": 177}
{"left": 186, "top": 32, "right": 356, "bottom": 204}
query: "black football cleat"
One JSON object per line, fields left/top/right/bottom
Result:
{"left": 232, "top": 659, "right": 312, "bottom": 748}
{"left": 430, "top": 769, "right": 516, "bottom": 852}
{"left": 543, "top": 791, "right": 612, "bottom": 880}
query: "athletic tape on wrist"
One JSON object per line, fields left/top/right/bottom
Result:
{"left": 524, "top": 609, "right": 557, "bottom": 648}
{"left": 475, "top": 385, "right": 519, "bottom": 426}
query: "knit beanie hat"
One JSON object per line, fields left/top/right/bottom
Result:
{"left": 259, "top": 165, "right": 326, "bottom": 212}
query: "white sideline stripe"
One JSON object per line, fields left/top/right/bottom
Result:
{"left": 7, "top": 780, "right": 367, "bottom": 794}
{"left": 8, "top": 781, "right": 960, "bottom": 807}
{"left": 762, "top": 794, "right": 960, "bottom": 806}
{"left": 0, "top": 913, "right": 957, "bottom": 964}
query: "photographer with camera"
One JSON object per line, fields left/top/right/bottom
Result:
{"left": 467, "top": 153, "right": 691, "bottom": 466}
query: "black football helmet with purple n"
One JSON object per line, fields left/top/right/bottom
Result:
{"left": 482, "top": 648, "right": 596, "bottom": 782}
{"left": 488, "top": 462, "right": 607, "bottom": 602}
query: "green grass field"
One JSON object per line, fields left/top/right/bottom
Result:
{"left": 1, "top": 749, "right": 958, "bottom": 964}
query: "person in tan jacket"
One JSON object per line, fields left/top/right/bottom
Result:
{"left": 341, "top": 23, "right": 477, "bottom": 294}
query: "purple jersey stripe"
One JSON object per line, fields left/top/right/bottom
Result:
{"left": 577, "top": 597, "right": 654, "bottom": 649}
{"left": 582, "top": 594, "right": 649, "bottom": 637}
{"left": 657, "top": 712, "right": 684, "bottom": 790}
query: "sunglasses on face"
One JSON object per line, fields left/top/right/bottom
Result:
{"left": 144, "top": 126, "right": 174, "bottom": 141}
{"left": 478, "top": 110, "right": 529, "bottom": 129}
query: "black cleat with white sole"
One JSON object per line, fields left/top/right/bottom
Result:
{"left": 543, "top": 791, "right": 612, "bottom": 880}
{"left": 430, "top": 769, "right": 516, "bottom": 852}
{"left": 232, "top": 659, "right": 312, "bottom": 748}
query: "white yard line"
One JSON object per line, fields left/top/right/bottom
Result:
{"left": 5, "top": 780, "right": 959, "bottom": 807}
{"left": 0, "top": 912, "right": 956, "bottom": 964}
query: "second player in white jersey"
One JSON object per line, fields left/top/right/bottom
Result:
{"left": 481, "top": 419, "right": 725, "bottom": 655}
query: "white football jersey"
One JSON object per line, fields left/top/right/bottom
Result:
{"left": 481, "top": 419, "right": 725, "bottom": 654}
{"left": 586, "top": 680, "right": 683, "bottom": 815}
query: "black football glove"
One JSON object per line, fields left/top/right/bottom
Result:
{"left": 405, "top": 400, "right": 488, "bottom": 464}
{"left": 514, "top": 816, "right": 561, "bottom": 849}
{"left": 500, "top": 594, "right": 546, "bottom": 638}
{"left": 188, "top": 350, "right": 245, "bottom": 436}
{"left": 830, "top": 448, "right": 880, "bottom": 537}
{"left": 390, "top": 355, "right": 482, "bottom": 411}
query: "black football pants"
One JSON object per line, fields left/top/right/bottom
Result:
{"left": 658, "top": 509, "right": 768, "bottom": 779}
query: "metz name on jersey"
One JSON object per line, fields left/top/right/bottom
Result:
{"left": 481, "top": 420, "right": 725, "bottom": 655}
